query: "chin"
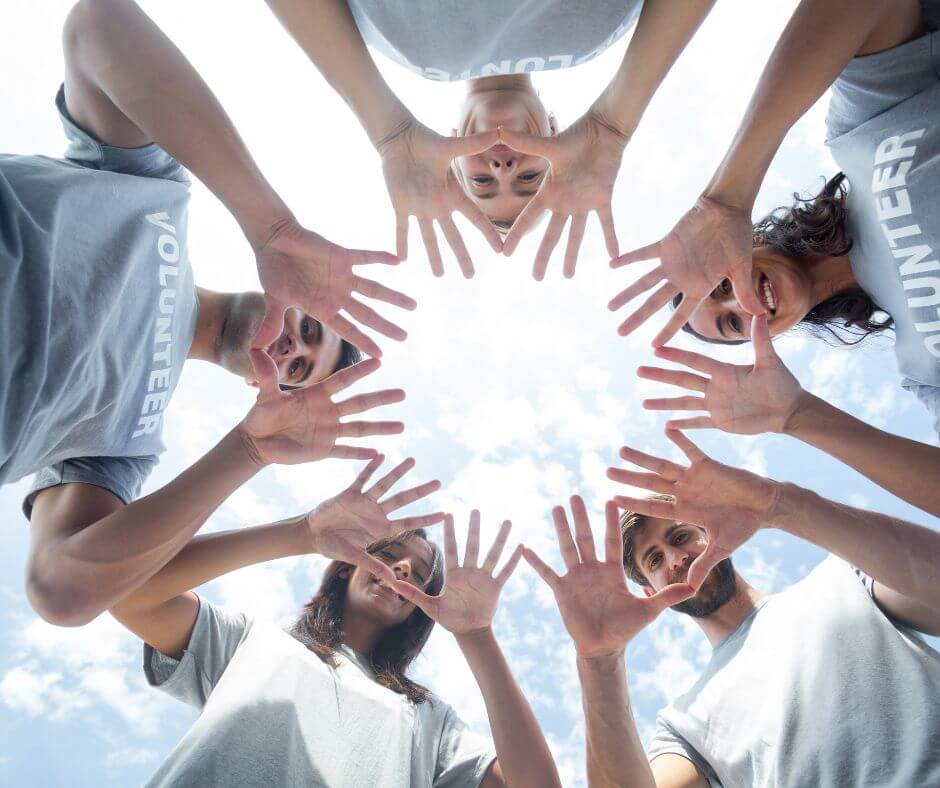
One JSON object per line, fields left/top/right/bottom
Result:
{"left": 220, "top": 292, "right": 265, "bottom": 375}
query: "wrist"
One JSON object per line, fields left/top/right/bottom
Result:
{"left": 285, "top": 514, "right": 316, "bottom": 555}
{"left": 577, "top": 648, "right": 626, "bottom": 672}
{"left": 370, "top": 105, "right": 415, "bottom": 152}
{"left": 763, "top": 481, "right": 809, "bottom": 535}
{"left": 782, "top": 390, "right": 823, "bottom": 436}
{"left": 232, "top": 424, "right": 268, "bottom": 470}
{"left": 588, "top": 94, "right": 635, "bottom": 143}
{"left": 454, "top": 625, "right": 496, "bottom": 649}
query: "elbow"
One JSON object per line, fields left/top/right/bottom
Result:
{"left": 25, "top": 561, "right": 100, "bottom": 628}
{"left": 62, "top": 0, "right": 120, "bottom": 62}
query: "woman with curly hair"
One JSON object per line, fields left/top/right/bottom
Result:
{"left": 110, "top": 457, "right": 559, "bottom": 787}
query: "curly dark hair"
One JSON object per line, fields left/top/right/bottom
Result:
{"left": 675, "top": 173, "right": 894, "bottom": 346}
{"left": 288, "top": 530, "right": 444, "bottom": 704}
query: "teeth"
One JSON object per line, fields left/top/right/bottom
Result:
{"left": 761, "top": 277, "right": 777, "bottom": 312}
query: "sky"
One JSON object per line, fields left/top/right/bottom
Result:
{"left": 1, "top": 1, "right": 938, "bottom": 786}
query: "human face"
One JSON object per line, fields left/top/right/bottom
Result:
{"left": 455, "top": 85, "right": 553, "bottom": 224}
{"left": 631, "top": 518, "right": 737, "bottom": 618}
{"left": 344, "top": 538, "right": 436, "bottom": 629}
{"left": 686, "top": 247, "right": 815, "bottom": 343}
{"left": 220, "top": 292, "right": 342, "bottom": 388}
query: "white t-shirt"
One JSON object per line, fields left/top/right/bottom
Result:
{"left": 347, "top": 0, "right": 644, "bottom": 81}
{"left": 143, "top": 597, "right": 495, "bottom": 787}
{"left": 648, "top": 557, "right": 940, "bottom": 787}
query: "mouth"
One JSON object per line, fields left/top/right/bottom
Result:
{"left": 489, "top": 143, "right": 512, "bottom": 153}
{"left": 758, "top": 273, "right": 778, "bottom": 314}
{"left": 370, "top": 576, "right": 405, "bottom": 603}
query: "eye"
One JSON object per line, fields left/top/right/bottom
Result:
{"left": 518, "top": 170, "right": 541, "bottom": 183}
{"left": 471, "top": 175, "right": 494, "bottom": 186}
{"left": 301, "top": 317, "right": 310, "bottom": 339}
{"left": 728, "top": 314, "right": 742, "bottom": 334}
{"left": 289, "top": 358, "right": 302, "bottom": 378}
{"left": 649, "top": 554, "right": 662, "bottom": 570}
{"left": 673, "top": 532, "right": 687, "bottom": 545}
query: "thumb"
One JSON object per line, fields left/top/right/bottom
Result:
{"left": 248, "top": 349, "right": 282, "bottom": 403}
{"left": 686, "top": 542, "right": 726, "bottom": 592}
{"left": 731, "top": 267, "right": 766, "bottom": 318}
{"left": 645, "top": 582, "right": 695, "bottom": 615}
{"left": 448, "top": 129, "right": 501, "bottom": 158}
{"left": 251, "top": 295, "right": 287, "bottom": 350}
{"left": 497, "top": 127, "right": 555, "bottom": 159}
{"left": 751, "top": 313, "right": 777, "bottom": 365}
{"left": 390, "top": 579, "right": 437, "bottom": 617}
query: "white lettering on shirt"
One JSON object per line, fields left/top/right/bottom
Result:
{"left": 132, "top": 212, "right": 180, "bottom": 438}
{"left": 871, "top": 129, "right": 940, "bottom": 358}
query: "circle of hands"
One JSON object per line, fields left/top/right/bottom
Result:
{"left": 234, "top": 109, "right": 812, "bottom": 640}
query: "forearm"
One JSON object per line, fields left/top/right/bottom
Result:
{"left": 265, "top": 0, "right": 411, "bottom": 144}
{"left": 456, "top": 628, "right": 560, "bottom": 788}
{"left": 69, "top": 0, "right": 290, "bottom": 246}
{"left": 577, "top": 653, "right": 656, "bottom": 788}
{"left": 113, "top": 516, "right": 309, "bottom": 615}
{"left": 592, "top": 0, "right": 714, "bottom": 136}
{"left": 36, "top": 428, "right": 261, "bottom": 616}
{"left": 785, "top": 392, "right": 940, "bottom": 516}
{"left": 706, "top": 0, "right": 889, "bottom": 208}
{"left": 771, "top": 482, "right": 940, "bottom": 610}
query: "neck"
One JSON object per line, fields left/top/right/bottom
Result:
{"left": 807, "top": 253, "right": 859, "bottom": 306}
{"left": 188, "top": 286, "right": 225, "bottom": 364}
{"left": 695, "top": 576, "right": 764, "bottom": 647}
{"left": 467, "top": 74, "right": 535, "bottom": 95}
{"left": 341, "top": 611, "right": 387, "bottom": 656}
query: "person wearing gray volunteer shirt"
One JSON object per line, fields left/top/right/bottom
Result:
{"left": 609, "top": 0, "right": 940, "bottom": 520}
{"left": 265, "top": 0, "right": 717, "bottom": 280}
{"left": 110, "top": 458, "right": 560, "bottom": 788}
{"left": 524, "top": 430, "right": 940, "bottom": 787}
{"left": 4, "top": 0, "right": 414, "bottom": 628}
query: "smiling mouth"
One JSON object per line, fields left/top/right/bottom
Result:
{"left": 759, "top": 273, "right": 778, "bottom": 314}
{"left": 370, "top": 577, "right": 405, "bottom": 603}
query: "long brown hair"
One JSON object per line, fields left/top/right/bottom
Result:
{"left": 676, "top": 173, "right": 895, "bottom": 346}
{"left": 288, "top": 530, "right": 444, "bottom": 704}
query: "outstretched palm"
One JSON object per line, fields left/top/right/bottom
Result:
{"left": 525, "top": 497, "right": 693, "bottom": 657}
{"left": 378, "top": 119, "right": 503, "bottom": 277}
{"left": 499, "top": 112, "right": 627, "bottom": 279}
{"left": 253, "top": 219, "right": 415, "bottom": 359}
{"left": 306, "top": 456, "right": 445, "bottom": 581}
{"left": 238, "top": 353, "right": 403, "bottom": 466}
{"left": 608, "top": 430, "right": 781, "bottom": 590}
{"left": 393, "top": 511, "right": 523, "bottom": 635}
{"left": 640, "top": 315, "right": 805, "bottom": 434}
{"left": 608, "top": 195, "right": 762, "bottom": 346}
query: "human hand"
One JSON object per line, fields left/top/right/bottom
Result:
{"left": 252, "top": 218, "right": 415, "bottom": 359}
{"left": 608, "top": 195, "right": 764, "bottom": 346}
{"left": 639, "top": 315, "right": 805, "bottom": 434}
{"left": 238, "top": 353, "right": 403, "bottom": 466}
{"left": 392, "top": 511, "right": 523, "bottom": 636}
{"left": 499, "top": 111, "right": 627, "bottom": 280}
{"left": 523, "top": 497, "right": 693, "bottom": 658}
{"left": 377, "top": 118, "right": 503, "bottom": 277}
{"left": 306, "top": 455, "right": 446, "bottom": 583}
{"left": 607, "top": 430, "right": 780, "bottom": 590}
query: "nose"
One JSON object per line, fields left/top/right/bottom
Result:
{"left": 489, "top": 155, "right": 516, "bottom": 172}
{"left": 668, "top": 550, "right": 690, "bottom": 579}
{"left": 392, "top": 560, "right": 411, "bottom": 581}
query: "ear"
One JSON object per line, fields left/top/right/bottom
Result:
{"left": 643, "top": 586, "right": 654, "bottom": 598}
{"left": 548, "top": 112, "right": 558, "bottom": 135}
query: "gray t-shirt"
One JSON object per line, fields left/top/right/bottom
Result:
{"left": 648, "top": 557, "right": 940, "bottom": 787}
{"left": 826, "top": 4, "right": 940, "bottom": 434}
{"left": 347, "top": 0, "right": 644, "bottom": 81}
{"left": 143, "top": 597, "right": 496, "bottom": 787}
{"left": 0, "top": 87, "right": 197, "bottom": 513}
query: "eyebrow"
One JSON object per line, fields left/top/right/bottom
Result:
{"left": 640, "top": 523, "right": 684, "bottom": 569}
{"left": 715, "top": 316, "right": 728, "bottom": 340}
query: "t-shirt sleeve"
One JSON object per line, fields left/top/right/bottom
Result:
{"left": 648, "top": 716, "right": 721, "bottom": 788}
{"left": 21, "top": 454, "right": 158, "bottom": 520}
{"left": 432, "top": 704, "right": 497, "bottom": 787}
{"left": 55, "top": 84, "right": 190, "bottom": 184}
{"left": 143, "top": 596, "right": 251, "bottom": 710}
{"left": 902, "top": 381, "right": 940, "bottom": 439}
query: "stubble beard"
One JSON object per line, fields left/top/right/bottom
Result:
{"left": 670, "top": 557, "right": 738, "bottom": 618}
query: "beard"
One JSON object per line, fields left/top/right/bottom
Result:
{"left": 218, "top": 292, "right": 266, "bottom": 378}
{"left": 670, "top": 557, "right": 738, "bottom": 618}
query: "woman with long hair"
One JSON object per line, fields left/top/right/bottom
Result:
{"left": 606, "top": 0, "right": 940, "bottom": 517}
{"left": 110, "top": 457, "right": 560, "bottom": 787}
{"left": 264, "top": 0, "right": 717, "bottom": 279}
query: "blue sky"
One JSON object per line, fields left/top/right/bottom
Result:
{"left": 1, "top": 1, "right": 937, "bottom": 785}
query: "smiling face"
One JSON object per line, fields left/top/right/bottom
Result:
{"left": 454, "top": 82, "right": 554, "bottom": 225}
{"left": 629, "top": 517, "right": 738, "bottom": 618}
{"left": 685, "top": 246, "right": 816, "bottom": 343}
{"left": 217, "top": 292, "right": 343, "bottom": 388}
{"left": 343, "top": 537, "right": 437, "bottom": 630}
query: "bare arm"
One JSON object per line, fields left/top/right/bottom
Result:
{"left": 592, "top": 0, "right": 715, "bottom": 137}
